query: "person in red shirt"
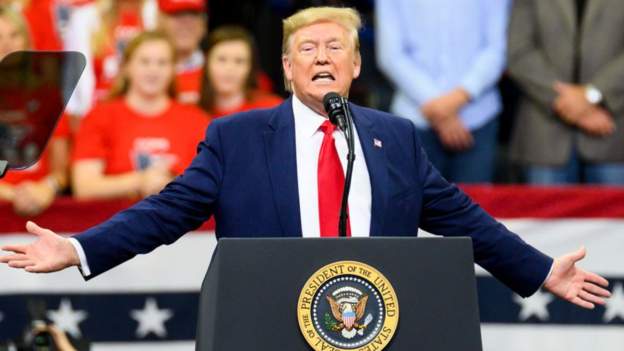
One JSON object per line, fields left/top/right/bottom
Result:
{"left": 157, "top": 0, "right": 207, "bottom": 105}
{"left": 72, "top": 31, "right": 209, "bottom": 200}
{"left": 198, "top": 25, "right": 283, "bottom": 119}
{"left": 0, "top": 6, "right": 71, "bottom": 216}
{"left": 64, "top": 0, "right": 150, "bottom": 117}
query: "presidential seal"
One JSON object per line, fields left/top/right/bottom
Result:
{"left": 297, "top": 261, "right": 399, "bottom": 351}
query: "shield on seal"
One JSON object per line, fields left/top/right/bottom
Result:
{"left": 343, "top": 309, "right": 356, "bottom": 329}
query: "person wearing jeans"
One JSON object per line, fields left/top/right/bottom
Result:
{"left": 376, "top": 0, "right": 510, "bottom": 183}
{"left": 507, "top": 0, "right": 624, "bottom": 185}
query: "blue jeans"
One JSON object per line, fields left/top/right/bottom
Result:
{"left": 416, "top": 119, "right": 498, "bottom": 183}
{"left": 526, "top": 149, "right": 624, "bottom": 185}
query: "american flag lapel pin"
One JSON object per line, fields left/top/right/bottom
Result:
{"left": 373, "top": 138, "right": 383, "bottom": 148}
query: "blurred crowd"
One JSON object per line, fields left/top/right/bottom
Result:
{"left": 0, "top": 0, "right": 282, "bottom": 217}
{"left": 0, "top": 0, "right": 623, "bottom": 218}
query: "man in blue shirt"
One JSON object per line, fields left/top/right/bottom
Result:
{"left": 376, "top": 0, "right": 510, "bottom": 183}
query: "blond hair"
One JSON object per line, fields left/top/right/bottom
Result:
{"left": 0, "top": 4, "right": 31, "bottom": 50}
{"left": 108, "top": 31, "right": 177, "bottom": 99}
{"left": 281, "top": 7, "right": 362, "bottom": 91}
{"left": 91, "top": 0, "right": 147, "bottom": 57}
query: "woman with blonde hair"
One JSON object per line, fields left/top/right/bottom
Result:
{"left": 72, "top": 31, "right": 209, "bottom": 200}
{"left": 64, "top": 0, "right": 158, "bottom": 117}
{"left": 0, "top": 5, "right": 71, "bottom": 216}
{"left": 199, "top": 25, "right": 282, "bottom": 119}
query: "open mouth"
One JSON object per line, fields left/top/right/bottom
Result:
{"left": 312, "top": 72, "right": 335, "bottom": 82}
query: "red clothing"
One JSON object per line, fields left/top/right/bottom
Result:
{"left": 256, "top": 71, "right": 275, "bottom": 94}
{"left": 92, "top": 11, "right": 143, "bottom": 102}
{"left": 1, "top": 115, "right": 70, "bottom": 185}
{"left": 22, "top": 0, "right": 64, "bottom": 51}
{"left": 211, "top": 92, "right": 283, "bottom": 119}
{"left": 176, "top": 67, "right": 203, "bottom": 105}
{"left": 72, "top": 99, "right": 209, "bottom": 175}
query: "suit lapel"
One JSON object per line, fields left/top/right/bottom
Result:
{"left": 350, "top": 104, "right": 388, "bottom": 237}
{"left": 263, "top": 98, "right": 302, "bottom": 236}
{"left": 555, "top": 0, "right": 576, "bottom": 33}
{"left": 581, "top": 0, "right": 603, "bottom": 35}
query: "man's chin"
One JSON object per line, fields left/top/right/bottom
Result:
{"left": 311, "top": 86, "right": 342, "bottom": 99}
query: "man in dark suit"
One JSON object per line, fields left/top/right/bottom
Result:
{"left": 0, "top": 7, "right": 610, "bottom": 307}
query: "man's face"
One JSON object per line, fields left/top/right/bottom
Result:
{"left": 161, "top": 11, "right": 206, "bottom": 58}
{"left": 282, "top": 21, "right": 361, "bottom": 114}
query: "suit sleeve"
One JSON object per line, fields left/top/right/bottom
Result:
{"left": 459, "top": 0, "right": 510, "bottom": 99}
{"left": 375, "top": 0, "right": 443, "bottom": 105}
{"left": 412, "top": 123, "right": 553, "bottom": 297}
{"left": 506, "top": 0, "right": 561, "bottom": 110}
{"left": 590, "top": 50, "right": 624, "bottom": 114}
{"left": 72, "top": 121, "right": 225, "bottom": 279}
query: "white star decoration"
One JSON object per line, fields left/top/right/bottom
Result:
{"left": 513, "top": 290, "right": 554, "bottom": 321}
{"left": 604, "top": 283, "right": 624, "bottom": 322}
{"left": 47, "top": 299, "right": 88, "bottom": 338}
{"left": 131, "top": 298, "right": 173, "bottom": 338}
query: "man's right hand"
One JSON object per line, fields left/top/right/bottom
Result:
{"left": 576, "top": 107, "right": 616, "bottom": 137}
{"left": 0, "top": 221, "right": 79, "bottom": 273}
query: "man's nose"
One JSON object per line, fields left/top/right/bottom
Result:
{"left": 315, "top": 47, "right": 330, "bottom": 64}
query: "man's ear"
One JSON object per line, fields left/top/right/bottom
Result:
{"left": 352, "top": 51, "right": 362, "bottom": 79}
{"left": 282, "top": 54, "right": 293, "bottom": 81}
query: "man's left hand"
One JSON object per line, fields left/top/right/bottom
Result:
{"left": 544, "top": 247, "right": 611, "bottom": 309}
{"left": 553, "top": 82, "right": 593, "bottom": 123}
{"left": 421, "top": 88, "right": 470, "bottom": 122}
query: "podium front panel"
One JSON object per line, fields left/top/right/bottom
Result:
{"left": 196, "top": 237, "right": 482, "bottom": 351}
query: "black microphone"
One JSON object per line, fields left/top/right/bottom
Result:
{"left": 323, "top": 92, "right": 348, "bottom": 132}
{"left": 322, "top": 92, "right": 355, "bottom": 237}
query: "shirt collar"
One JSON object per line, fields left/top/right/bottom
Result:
{"left": 292, "top": 93, "right": 328, "bottom": 138}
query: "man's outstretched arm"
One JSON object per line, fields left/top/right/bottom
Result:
{"left": 411, "top": 122, "right": 610, "bottom": 308}
{"left": 1, "top": 121, "right": 225, "bottom": 278}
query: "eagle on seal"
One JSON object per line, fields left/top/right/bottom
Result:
{"left": 326, "top": 294, "right": 369, "bottom": 332}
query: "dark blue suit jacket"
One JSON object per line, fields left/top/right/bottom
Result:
{"left": 74, "top": 98, "right": 552, "bottom": 297}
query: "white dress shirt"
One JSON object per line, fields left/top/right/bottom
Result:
{"left": 292, "top": 95, "right": 372, "bottom": 237}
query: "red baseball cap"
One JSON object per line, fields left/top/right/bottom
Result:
{"left": 158, "top": 0, "right": 206, "bottom": 13}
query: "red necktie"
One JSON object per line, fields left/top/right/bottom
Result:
{"left": 318, "top": 120, "right": 351, "bottom": 237}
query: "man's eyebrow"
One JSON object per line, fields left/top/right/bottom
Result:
{"left": 297, "top": 37, "right": 343, "bottom": 45}
{"left": 298, "top": 39, "right": 318, "bottom": 46}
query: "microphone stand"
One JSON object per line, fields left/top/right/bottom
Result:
{"left": 338, "top": 97, "right": 355, "bottom": 237}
